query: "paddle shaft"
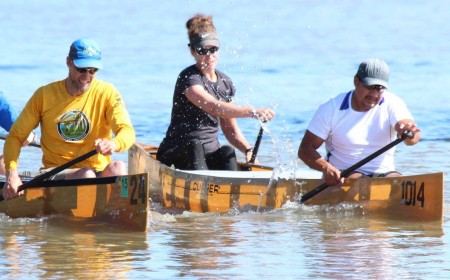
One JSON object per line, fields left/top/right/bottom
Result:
{"left": 0, "top": 134, "right": 41, "bottom": 148}
{"left": 0, "top": 176, "right": 118, "bottom": 188}
{"left": 250, "top": 127, "right": 264, "bottom": 164}
{"left": 0, "top": 149, "right": 98, "bottom": 201}
{"left": 18, "top": 149, "right": 98, "bottom": 191}
{"left": 300, "top": 131, "right": 413, "bottom": 203}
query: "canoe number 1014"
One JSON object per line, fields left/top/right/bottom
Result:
{"left": 401, "top": 180, "right": 425, "bottom": 207}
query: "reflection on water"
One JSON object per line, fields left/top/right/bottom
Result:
{"left": 0, "top": 216, "right": 149, "bottom": 279}
{"left": 139, "top": 207, "right": 446, "bottom": 279}
{"left": 0, "top": 202, "right": 447, "bottom": 279}
{"left": 301, "top": 218, "right": 444, "bottom": 279}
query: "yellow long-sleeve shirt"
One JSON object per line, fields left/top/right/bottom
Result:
{"left": 4, "top": 79, "right": 135, "bottom": 172}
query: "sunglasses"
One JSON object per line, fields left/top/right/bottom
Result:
{"left": 74, "top": 66, "right": 98, "bottom": 75}
{"left": 363, "top": 84, "right": 386, "bottom": 92}
{"left": 195, "top": 46, "right": 219, "bottom": 56}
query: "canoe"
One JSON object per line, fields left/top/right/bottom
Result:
{"left": 0, "top": 173, "right": 150, "bottom": 231}
{"left": 128, "top": 142, "right": 274, "bottom": 201}
{"left": 128, "top": 142, "right": 444, "bottom": 221}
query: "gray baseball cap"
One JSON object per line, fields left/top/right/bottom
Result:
{"left": 189, "top": 32, "right": 220, "bottom": 49}
{"left": 356, "top": 58, "right": 389, "bottom": 88}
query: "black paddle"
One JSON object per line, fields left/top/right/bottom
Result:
{"left": 0, "top": 149, "right": 98, "bottom": 201}
{"left": 250, "top": 126, "right": 264, "bottom": 164}
{"left": 300, "top": 130, "right": 414, "bottom": 203}
{"left": 1, "top": 176, "right": 118, "bottom": 188}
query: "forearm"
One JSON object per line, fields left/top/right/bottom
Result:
{"left": 207, "top": 101, "right": 255, "bottom": 119}
{"left": 298, "top": 147, "right": 330, "bottom": 172}
{"left": 221, "top": 118, "right": 252, "bottom": 153}
{"left": 226, "top": 130, "right": 252, "bottom": 153}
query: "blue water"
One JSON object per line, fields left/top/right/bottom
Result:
{"left": 1, "top": 1, "right": 450, "bottom": 279}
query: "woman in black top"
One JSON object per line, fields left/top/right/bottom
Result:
{"left": 157, "top": 14, "right": 275, "bottom": 170}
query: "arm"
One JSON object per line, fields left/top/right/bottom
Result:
{"left": 184, "top": 85, "right": 275, "bottom": 121}
{"left": 4, "top": 94, "right": 41, "bottom": 171}
{"left": 395, "top": 119, "right": 420, "bottom": 146}
{"left": 220, "top": 118, "right": 254, "bottom": 162}
{"left": 298, "top": 130, "right": 342, "bottom": 186}
{"left": 105, "top": 90, "right": 136, "bottom": 155}
{"left": 2, "top": 93, "right": 40, "bottom": 199}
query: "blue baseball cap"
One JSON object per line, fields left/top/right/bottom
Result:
{"left": 69, "top": 38, "right": 103, "bottom": 69}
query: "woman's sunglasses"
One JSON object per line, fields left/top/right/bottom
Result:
{"left": 195, "top": 46, "right": 219, "bottom": 56}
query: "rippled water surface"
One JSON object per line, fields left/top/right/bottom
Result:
{"left": 1, "top": 1, "right": 450, "bottom": 279}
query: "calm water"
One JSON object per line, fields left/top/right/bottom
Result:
{"left": 1, "top": 1, "right": 450, "bottom": 279}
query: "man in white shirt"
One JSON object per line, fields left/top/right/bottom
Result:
{"left": 298, "top": 58, "right": 420, "bottom": 186}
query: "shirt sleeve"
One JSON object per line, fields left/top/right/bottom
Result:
{"left": 106, "top": 88, "right": 135, "bottom": 152}
{"left": 306, "top": 100, "right": 334, "bottom": 141}
{"left": 0, "top": 91, "right": 18, "bottom": 131}
{"left": 4, "top": 89, "right": 42, "bottom": 171}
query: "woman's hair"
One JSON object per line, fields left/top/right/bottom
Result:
{"left": 186, "top": 14, "right": 216, "bottom": 44}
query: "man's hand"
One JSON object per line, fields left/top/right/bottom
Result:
{"left": 3, "top": 170, "right": 23, "bottom": 200}
{"left": 396, "top": 121, "right": 420, "bottom": 146}
{"left": 94, "top": 139, "right": 118, "bottom": 156}
{"left": 322, "top": 163, "right": 344, "bottom": 186}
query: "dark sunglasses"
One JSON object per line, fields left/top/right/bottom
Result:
{"left": 363, "top": 84, "right": 386, "bottom": 92}
{"left": 195, "top": 46, "right": 219, "bottom": 56}
{"left": 74, "top": 66, "right": 98, "bottom": 75}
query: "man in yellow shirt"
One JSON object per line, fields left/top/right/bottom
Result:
{"left": 2, "top": 38, "right": 135, "bottom": 200}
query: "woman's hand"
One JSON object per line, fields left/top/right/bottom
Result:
{"left": 245, "top": 148, "right": 260, "bottom": 164}
{"left": 252, "top": 108, "right": 275, "bottom": 122}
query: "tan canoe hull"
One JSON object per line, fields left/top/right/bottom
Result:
{"left": 0, "top": 173, "right": 150, "bottom": 231}
{"left": 128, "top": 143, "right": 444, "bottom": 221}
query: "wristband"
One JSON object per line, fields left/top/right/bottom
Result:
{"left": 245, "top": 148, "right": 253, "bottom": 154}
{"left": 250, "top": 109, "right": 258, "bottom": 119}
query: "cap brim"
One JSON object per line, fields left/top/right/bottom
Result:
{"left": 361, "top": 77, "right": 388, "bottom": 88}
{"left": 73, "top": 58, "right": 103, "bottom": 69}
{"left": 196, "top": 39, "right": 220, "bottom": 48}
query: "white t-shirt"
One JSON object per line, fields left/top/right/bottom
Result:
{"left": 306, "top": 90, "right": 413, "bottom": 174}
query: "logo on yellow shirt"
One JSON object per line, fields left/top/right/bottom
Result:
{"left": 57, "top": 110, "right": 91, "bottom": 141}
